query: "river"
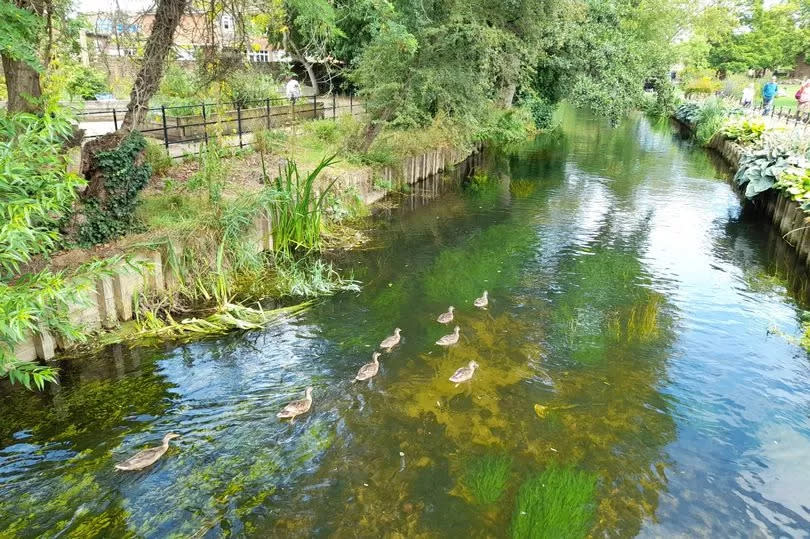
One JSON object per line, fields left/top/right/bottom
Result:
{"left": 2, "top": 108, "right": 810, "bottom": 537}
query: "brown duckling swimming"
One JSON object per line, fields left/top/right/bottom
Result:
{"left": 115, "top": 433, "right": 180, "bottom": 471}
{"left": 449, "top": 361, "right": 479, "bottom": 386}
{"left": 436, "top": 306, "right": 454, "bottom": 324}
{"left": 277, "top": 386, "right": 313, "bottom": 424}
{"left": 380, "top": 328, "right": 402, "bottom": 351}
{"left": 354, "top": 352, "right": 381, "bottom": 382}
{"left": 436, "top": 326, "right": 460, "bottom": 346}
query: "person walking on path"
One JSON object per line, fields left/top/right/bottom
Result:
{"left": 742, "top": 84, "right": 754, "bottom": 107}
{"left": 796, "top": 79, "right": 810, "bottom": 113}
{"left": 285, "top": 77, "right": 301, "bottom": 105}
{"left": 762, "top": 76, "right": 779, "bottom": 115}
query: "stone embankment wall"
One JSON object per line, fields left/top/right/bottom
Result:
{"left": 706, "top": 134, "right": 810, "bottom": 266}
{"left": 12, "top": 144, "right": 483, "bottom": 364}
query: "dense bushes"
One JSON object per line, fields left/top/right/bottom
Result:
{"left": 66, "top": 65, "right": 109, "bottom": 100}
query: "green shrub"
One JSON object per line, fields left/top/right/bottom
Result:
{"left": 160, "top": 64, "right": 199, "bottom": 98}
{"left": 224, "top": 70, "right": 281, "bottom": 108}
{"left": 694, "top": 97, "right": 729, "bottom": 145}
{"left": 511, "top": 465, "right": 597, "bottom": 539}
{"left": 66, "top": 66, "right": 108, "bottom": 100}
{"left": 188, "top": 142, "right": 227, "bottom": 206}
{"left": 721, "top": 118, "right": 766, "bottom": 143}
{"left": 76, "top": 132, "right": 152, "bottom": 245}
{"left": 523, "top": 95, "right": 556, "bottom": 129}
{"left": 683, "top": 75, "right": 721, "bottom": 98}
{"left": 144, "top": 141, "right": 173, "bottom": 176}
{"left": 460, "top": 455, "right": 512, "bottom": 505}
{"left": 479, "top": 105, "right": 535, "bottom": 147}
{"left": 306, "top": 120, "right": 340, "bottom": 144}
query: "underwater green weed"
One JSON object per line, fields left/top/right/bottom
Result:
{"left": 460, "top": 454, "right": 512, "bottom": 505}
{"left": 511, "top": 465, "right": 597, "bottom": 539}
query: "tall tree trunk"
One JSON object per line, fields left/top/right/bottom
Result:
{"left": 2, "top": 55, "right": 42, "bottom": 113}
{"left": 2, "top": 0, "right": 45, "bottom": 113}
{"left": 120, "top": 0, "right": 187, "bottom": 131}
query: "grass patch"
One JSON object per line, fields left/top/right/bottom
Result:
{"left": 511, "top": 465, "right": 597, "bottom": 539}
{"left": 460, "top": 454, "right": 512, "bottom": 505}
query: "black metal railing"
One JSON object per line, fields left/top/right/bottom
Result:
{"left": 75, "top": 93, "right": 367, "bottom": 158}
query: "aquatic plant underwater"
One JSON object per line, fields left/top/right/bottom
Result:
{"left": 511, "top": 465, "right": 597, "bottom": 539}
{"left": 460, "top": 455, "right": 512, "bottom": 505}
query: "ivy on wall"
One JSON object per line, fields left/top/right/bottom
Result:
{"left": 75, "top": 132, "right": 152, "bottom": 245}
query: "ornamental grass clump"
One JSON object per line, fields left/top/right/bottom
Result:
{"left": 269, "top": 154, "right": 339, "bottom": 253}
{"left": 511, "top": 465, "right": 597, "bottom": 539}
{"left": 460, "top": 454, "right": 512, "bottom": 505}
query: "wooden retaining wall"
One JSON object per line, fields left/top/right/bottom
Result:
{"left": 708, "top": 134, "right": 810, "bottom": 266}
{"left": 11, "top": 144, "right": 482, "bottom": 364}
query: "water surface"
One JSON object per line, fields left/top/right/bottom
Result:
{"left": 3, "top": 109, "right": 810, "bottom": 537}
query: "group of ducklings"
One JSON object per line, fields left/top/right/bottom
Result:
{"left": 116, "top": 291, "right": 489, "bottom": 471}
{"left": 277, "top": 289, "right": 490, "bottom": 423}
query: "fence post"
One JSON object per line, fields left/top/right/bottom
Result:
{"left": 350, "top": 94, "right": 353, "bottom": 114}
{"left": 332, "top": 92, "right": 336, "bottom": 120}
{"left": 201, "top": 103, "right": 208, "bottom": 145}
{"left": 112, "top": 108, "right": 118, "bottom": 131}
{"left": 266, "top": 98, "right": 271, "bottom": 129}
{"left": 237, "top": 101, "right": 243, "bottom": 148}
{"left": 161, "top": 105, "right": 169, "bottom": 151}
{"left": 312, "top": 94, "right": 317, "bottom": 120}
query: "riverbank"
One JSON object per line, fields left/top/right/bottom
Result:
{"left": 673, "top": 114, "right": 810, "bottom": 267}
{"left": 10, "top": 124, "right": 485, "bottom": 367}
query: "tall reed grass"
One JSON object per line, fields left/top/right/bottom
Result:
{"left": 269, "top": 155, "right": 339, "bottom": 252}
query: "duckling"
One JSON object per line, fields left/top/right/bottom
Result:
{"left": 473, "top": 291, "right": 488, "bottom": 309}
{"left": 380, "top": 328, "right": 402, "bottom": 352}
{"left": 449, "top": 361, "right": 479, "bottom": 387}
{"left": 436, "top": 326, "right": 460, "bottom": 346}
{"left": 436, "top": 306, "right": 455, "bottom": 324}
{"left": 277, "top": 387, "right": 313, "bottom": 424}
{"left": 354, "top": 352, "right": 381, "bottom": 382}
{"left": 115, "top": 433, "right": 180, "bottom": 471}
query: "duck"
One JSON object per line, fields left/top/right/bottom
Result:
{"left": 277, "top": 387, "right": 313, "bottom": 424}
{"left": 473, "top": 291, "right": 488, "bottom": 309}
{"left": 354, "top": 352, "right": 381, "bottom": 382}
{"left": 380, "top": 328, "right": 402, "bottom": 351}
{"left": 449, "top": 361, "right": 479, "bottom": 386}
{"left": 115, "top": 433, "right": 180, "bottom": 471}
{"left": 436, "top": 326, "right": 460, "bottom": 346}
{"left": 436, "top": 306, "right": 455, "bottom": 324}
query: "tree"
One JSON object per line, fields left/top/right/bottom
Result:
{"left": 1, "top": 0, "right": 45, "bottom": 113}
{"left": 708, "top": 0, "right": 802, "bottom": 74}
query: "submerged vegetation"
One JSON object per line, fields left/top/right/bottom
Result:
{"left": 511, "top": 466, "right": 597, "bottom": 539}
{"left": 459, "top": 455, "right": 513, "bottom": 505}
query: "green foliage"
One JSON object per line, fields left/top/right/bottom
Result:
{"left": 721, "top": 118, "right": 766, "bottom": 143}
{"left": 511, "top": 465, "right": 597, "bottom": 539}
{"left": 523, "top": 95, "right": 557, "bottom": 129}
{"left": 273, "top": 253, "right": 360, "bottom": 297}
{"left": 683, "top": 75, "right": 721, "bottom": 98}
{"left": 673, "top": 102, "right": 701, "bottom": 124}
{"left": 734, "top": 146, "right": 795, "bottom": 199}
{"left": 65, "top": 65, "right": 108, "bottom": 100}
{"left": 694, "top": 98, "right": 729, "bottom": 145}
{"left": 223, "top": 70, "right": 281, "bottom": 107}
{"left": 159, "top": 64, "right": 199, "bottom": 99}
{"left": 1, "top": 259, "right": 120, "bottom": 390}
{"left": 144, "top": 141, "right": 173, "bottom": 176}
{"left": 76, "top": 132, "right": 152, "bottom": 245}
{"left": 269, "top": 155, "right": 339, "bottom": 252}
{"left": 459, "top": 455, "right": 512, "bottom": 505}
{"left": 306, "top": 119, "right": 340, "bottom": 144}
{"left": 188, "top": 141, "right": 227, "bottom": 207}
{"left": 479, "top": 106, "right": 536, "bottom": 147}
{"left": 775, "top": 169, "right": 810, "bottom": 205}
{"left": 0, "top": 0, "right": 43, "bottom": 71}
{"left": 0, "top": 109, "right": 84, "bottom": 279}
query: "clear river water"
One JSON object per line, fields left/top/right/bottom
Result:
{"left": 2, "top": 109, "right": 810, "bottom": 538}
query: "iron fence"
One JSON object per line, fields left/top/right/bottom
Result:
{"left": 76, "top": 93, "right": 366, "bottom": 159}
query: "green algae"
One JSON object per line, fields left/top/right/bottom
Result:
{"left": 511, "top": 465, "right": 597, "bottom": 539}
